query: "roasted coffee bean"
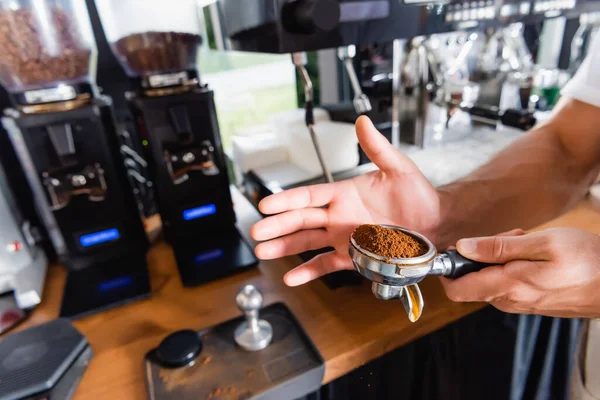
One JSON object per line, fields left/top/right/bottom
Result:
{"left": 0, "top": 7, "right": 92, "bottom": 92}
{"left": 113, "top": 32, "right": 202, "bottom": 76}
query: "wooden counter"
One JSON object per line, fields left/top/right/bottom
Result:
{"left": 14, "top": 189, "right": 600, "bottom": 400}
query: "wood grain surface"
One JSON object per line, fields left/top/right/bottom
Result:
{"left": 11, "top": 188, "right": 600, "bottom": 400}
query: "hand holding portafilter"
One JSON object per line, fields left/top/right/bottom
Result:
{"left": 349, "top": 225, "right": 491, "bottom": 322}
{"left": 250, "top": 117, "right": 442, "bottom": 288}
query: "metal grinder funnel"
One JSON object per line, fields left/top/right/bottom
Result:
{"left": 349, "top": 225, "right": 490, "bottom": 323}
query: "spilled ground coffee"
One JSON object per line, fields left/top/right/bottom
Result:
{"left": 352, "top": 224, "right": 427, "bottom": 259}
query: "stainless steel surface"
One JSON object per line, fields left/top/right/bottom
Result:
{"left": 291, "top": 52, "right": 309, "bottom": 69}
{"left": 292, "top": 52, "right": 334, "bottom": 183}
{"left": 570, "top": 12, "right": 600, "bottom": 72}
{"left": 392, "top": 37, "right": 445, "bottom": 149}
{"left": 236, "top": 284, "right": 264, "bottom": 311}
{"left": 415, "top": 41, "right": 430, "bottom": 149}
{"left": 338, "top": 45, "right": 372, "bottom": 114}
{"left": 307, "top": 125, "right": 334, "bottom": 183}
{"left": 431, "top": 253, "right": 453, "bottom": 276}
{"left": 349, "top": 224, "right": 464, "bottom": 322}
{"left": 401, "top": 284, "right": 424, "bottom": 323}
{"left": 296, "top": 61, "right": 314, "bottom": 103}
{"left": 120, "top": 144, "right": 148, "bottom": 168}
{"left": 209, "top": 2, "right": 229, "bottom": 51}
{"left": 0, "top": 158, "right": 47, "bottom": 310}
{"left": 371, "top": 282, "right": 404, "bottom": 300}
{"left": 473, "top": 24, "right": 534, "bottom": 108}
{"left": 234, "top": 285, "right": 273, "bottom": 351}
{"left": 391, "top": 39, "right": 403, "bottom": 149}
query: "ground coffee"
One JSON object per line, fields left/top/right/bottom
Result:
{"left": 352, "top": 224, "right": 427, "bottom": 259}
{"left": 113, "top": 32, "right": 202, "bottom": 77}
{"left": 0, "top": 8, "right": 91, "bottom": 92}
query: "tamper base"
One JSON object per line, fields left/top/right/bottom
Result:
{"left": 234, "top": 320, "right": 273, "bottom": 351}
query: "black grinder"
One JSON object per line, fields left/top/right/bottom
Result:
{"left": 0, "top": 0, "right": 151, "bottom": 318}
{"left": 95, "top": 0, "right": 257, "bottom": 286}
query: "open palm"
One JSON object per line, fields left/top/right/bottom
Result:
{"left": 250, "top": 116, "right": 441, "bottom": 286}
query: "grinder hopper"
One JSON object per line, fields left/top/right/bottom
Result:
{"left": 349, "top": 225, "right": 490, "bottom": 322}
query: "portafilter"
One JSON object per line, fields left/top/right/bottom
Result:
{"left": 349, "top": 225, "right": 491, "bottom": 322}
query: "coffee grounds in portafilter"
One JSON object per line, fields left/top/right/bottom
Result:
{"left": 0, "top": 8, "right": 91, "bottom": 91}
{"left": 113, "top": 32, "right": 202, "bottom": 77}
{"left": 352, "top": 224, "right": 428, "bottom": 259}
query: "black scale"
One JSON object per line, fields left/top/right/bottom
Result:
{"left": 145, "top": 303, "right": 324, "bottom": 400}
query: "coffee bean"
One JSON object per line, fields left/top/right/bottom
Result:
{"left": 0, "top": 7, "right": 91, "bottom": 92}
{"left": 113, "top": 32, "right": 202, "bottom": 77}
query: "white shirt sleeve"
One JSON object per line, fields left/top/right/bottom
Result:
{"left": 561, "top": 35, "right": 600, "bottom": 108}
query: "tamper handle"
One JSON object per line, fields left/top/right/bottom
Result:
{"left": 443, "top": 249, "right": 493, "bottom": 279}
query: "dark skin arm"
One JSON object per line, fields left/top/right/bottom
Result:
{"left": 250, "top": 98, "right": 600, "bottom": 291}
{"left": 436, "top": 98, "right": 600, "bottom": 248}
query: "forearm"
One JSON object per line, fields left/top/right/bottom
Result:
{"left": 435, "top": 120, "right": 600, "bottom": 248}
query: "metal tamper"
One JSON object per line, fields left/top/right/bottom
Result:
{"left": 349, "top": 225, "right": 491, "bottom": 323}
{"left": 234, "top": 285, "right": 273, "bottom": 351}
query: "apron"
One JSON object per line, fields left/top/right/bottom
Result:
{"left": 570, "top": 319, "right": 600, "bottom": 400}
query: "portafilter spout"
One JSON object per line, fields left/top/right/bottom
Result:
{"left": 349, "top": 225, "right": 491, "bottom": 323}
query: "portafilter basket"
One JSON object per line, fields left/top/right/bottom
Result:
{"left": 349, "top": 225, "right": 491, "bottom": 322}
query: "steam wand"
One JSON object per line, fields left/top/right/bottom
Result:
{"left": 292, "top": 52, "right": 334, "bottom": 183}
{"left": 337, "top": 46, "right": 372, "bottom": 115}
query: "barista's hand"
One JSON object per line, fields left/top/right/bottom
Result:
{"left": 250, "top": 116, "right": 440, "bottom": 286}
{"left": 441, "top": 227, "right": 600, "bottom": 318}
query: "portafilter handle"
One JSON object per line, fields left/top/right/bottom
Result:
{"left": 432, "top": 249, "right": 493, "bottom": 279}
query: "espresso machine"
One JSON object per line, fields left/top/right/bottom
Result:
{"left": 0, "top": 0, "right": 150, "bottom": 318}
{"left": 94, "top": 0, "right": 257, "bottom": 287}
{"left": 211, "top": 0, "right": 600, "bottom": 290}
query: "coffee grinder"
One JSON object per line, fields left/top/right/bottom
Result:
{"left": 0, "top": 0, "right": 150, "bottom": 318}
{"left": 95, "top": 0, "right": 257, "bottom": 286}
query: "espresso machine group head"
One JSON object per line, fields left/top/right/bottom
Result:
{"left": 0, "top": 0, "right": 151, "bottom": 318}
{"left": 95, "top": 0, "right": 257, "bottom": 286}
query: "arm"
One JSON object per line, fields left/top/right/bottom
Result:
{"left": 250, "top": 100, "right": 600, "bottom": 287}
{"left": 436, "top": 98, "right": 600, "bottom": 248}
{"left": 441, "top": 227, "right": 600, "bottom": 318}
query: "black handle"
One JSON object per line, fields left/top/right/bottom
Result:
{"left": 464, "top": 104, "right": 501, "bottom": 121}
{"left": 500, "top": 109, "right": 537, "bottom": 131}
{"left": 443, "top": 249, "right": 493, "bottom": 279}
